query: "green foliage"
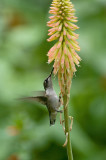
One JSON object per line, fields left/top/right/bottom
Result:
{"left": 0, "top": 0, "right": 106, "bottom": 160}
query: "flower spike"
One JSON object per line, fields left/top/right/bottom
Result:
{"left": 47, "top": 0, "right": 81, "bottom": 98}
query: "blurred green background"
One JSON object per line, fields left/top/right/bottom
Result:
{"left": 0, "top": 0, "right": 106, "bottom": 160}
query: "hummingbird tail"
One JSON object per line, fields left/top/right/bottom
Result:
{"left": 50, "top": 119, "right": 56, "bottom": 126}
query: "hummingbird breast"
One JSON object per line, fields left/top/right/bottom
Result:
{"left": 46, "top": 94, "right": 59, "bottom": 112}
{"left": 46, "top": 90, "right": 59, "bottom": 125}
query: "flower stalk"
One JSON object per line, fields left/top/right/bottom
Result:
{"left": 63, "top": 95, "right": 73, "bottom": 160}
{"left": 47, "top": 0, "right": 81, "bottom": 160}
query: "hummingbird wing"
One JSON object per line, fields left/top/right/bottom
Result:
{"left": 19, "top": 96, "right": 47, "bottom": 105}
{"left": 18, "top": 91, "right": 47, "bottom": 105}
{"left": 32, "top": 91, "right": 45, "bottom": 97}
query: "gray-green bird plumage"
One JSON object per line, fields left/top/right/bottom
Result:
{"left": 20, "top": 69, "right": 62, "bottom": 125}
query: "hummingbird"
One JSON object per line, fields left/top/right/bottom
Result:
{"left": 20, "top": 68, "right": 62, "bottom": 125}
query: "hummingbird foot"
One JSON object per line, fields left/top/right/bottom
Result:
{"left": 63, "top": 132, "right": 68, "bottom": 147}
{"left": 55, "top": 109, "right": 63, "bottom": 113}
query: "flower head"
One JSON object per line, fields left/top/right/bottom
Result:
{"left": 47, "top": 0, "right": 81, "bottom": 98}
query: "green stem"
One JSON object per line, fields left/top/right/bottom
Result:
{"left": 63, "top": 95, "right": 73, "bottom": 160}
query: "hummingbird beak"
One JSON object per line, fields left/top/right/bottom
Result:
{"left": 48, "top": 67, "right": 54, "bottom": 78}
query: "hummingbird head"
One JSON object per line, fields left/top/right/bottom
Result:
{"left": 43, "top": 68, "right": 54, "bottom": 90}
